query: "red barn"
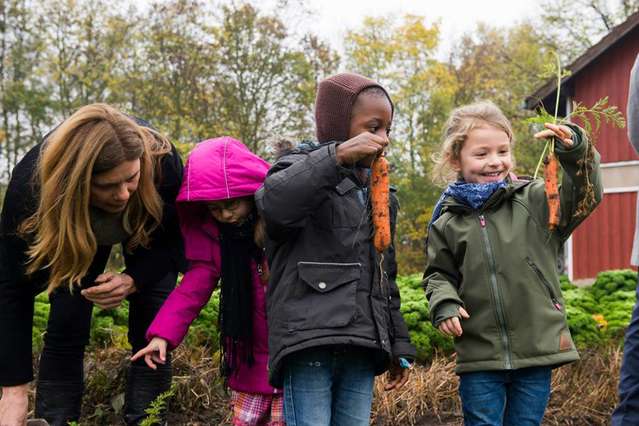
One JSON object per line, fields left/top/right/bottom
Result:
{"left": 526, "top": 11, "right": 639, "bottom": 281}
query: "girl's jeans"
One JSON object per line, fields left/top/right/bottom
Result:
{"left": 283, "top": 345, "right": 376, "bottom": 426}
{"left": 459, "top": 366, "right": 552, "bottom": 426}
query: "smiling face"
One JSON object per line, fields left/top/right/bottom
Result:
{"left": 90, "top": 159, "right": 141, "bottom": 213}
{"left": 207, "top": 197, "right": 253, "bottom": 225}
{"left": 454, "top": 125, "right": 513, "bottom": 184}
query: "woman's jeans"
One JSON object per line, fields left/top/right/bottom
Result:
{"left": 35, "top": 271, "right": 176, "bottom": 425}
{"left": 612, "top": 278, "right": 639, "bottom": 425}
{"left": 459, "top": 366, "right": 552, "bottom": 426}
{"left": 283, "top": 345, "right": 376, "bottom": 426}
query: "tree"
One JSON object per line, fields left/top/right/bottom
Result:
{"left": 540, "top": 0, "right": 639, "bottom": 61}
{"left": 211, "top": 3, "right": 322, "bottom": 154}
{"left": 292, "top": 34, "right": 340, "bottom": 141}
{"left": 39, "top": 0, "right": 135, "bottom": 117}
{"left": 122, "top": 0, "right": 219, "bottom": 145}
{"left": 0, "top": 0, "right": 52, "bottom": 181}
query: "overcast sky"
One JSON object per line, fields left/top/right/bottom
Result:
{"left": 134, "top": 0, "right": 546, "bottom": 58}
{"left": 270, "top": 0, "right": 544, "bottom": 58}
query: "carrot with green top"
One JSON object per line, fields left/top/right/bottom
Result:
{"left": 534, "top": 123, "right": 574, "bottom": 230}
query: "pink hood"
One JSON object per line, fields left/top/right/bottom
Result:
{"left": 176, "top": 137, "right": 270, "bottom": 260}
{"left": 178, "top": 136, "right": 269, "bottom": 203}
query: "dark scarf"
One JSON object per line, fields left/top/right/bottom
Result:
{"left": 218, "top": 211, "right": 262, "bottom": 381}
{"left": 428, "top": 180, "right": 507, "bottom": 229}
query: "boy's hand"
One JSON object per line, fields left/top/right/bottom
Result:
{"left": 438, "top": 306, "right": 470, "bottom": 337}
{"left": 130, "top": 337, "right": 168, "bottom": 370}
{"left": 335, "top": 132, "right": 389, "bottom": 166}
{"left": 534, "top": 123, "right": 574, "bottom": 148}
{"left": 81, "top": 272, "right": 136, "bottom": 310}
{"left": 384, "top": 357, "right": 410, "bottom": 391}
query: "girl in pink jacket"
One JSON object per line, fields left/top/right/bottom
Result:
{"left": 131, "top": 137, "right": 283, "bottom": 426}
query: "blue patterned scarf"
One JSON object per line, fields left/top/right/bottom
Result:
{"left": 428, "top": 180, "right": 507, "bottom": 229}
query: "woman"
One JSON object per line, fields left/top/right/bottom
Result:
{"left": 0, "top": 104, "right": 184, "bottom": 426}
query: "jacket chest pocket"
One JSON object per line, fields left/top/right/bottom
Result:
{"left": 286, "top": 261, "right": 361, "bottom": 331}
{"left": 331, "top": 178, "right": 367, "bottom": 228}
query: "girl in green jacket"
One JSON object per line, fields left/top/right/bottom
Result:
{"left": 423, "top": 101, "right": 602, "bottom": 426}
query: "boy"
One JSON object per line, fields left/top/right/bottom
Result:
{"left": 257, "top": 73, "right": 416, "bottom": 426}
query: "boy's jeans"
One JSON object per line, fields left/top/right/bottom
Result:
{"left": 459, "top": 366, "right": 552, "bottom": 426}
{"left": 282, "top": 345, "right": 376, "bottom": 426}
{"left": 612, "top": 278, "right": 639, "bottom": 425}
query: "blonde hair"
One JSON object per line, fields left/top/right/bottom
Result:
{"left": 431, "top": 101, "right": 514, "bottom": 184}
{"left": 20, "top": 103, "right": 172, "bottom": 293}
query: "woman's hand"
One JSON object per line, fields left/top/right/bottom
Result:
{"left": 0, "top": 384, "right": 28, "bottom": 426}
{"left": 438, "top": 306, "right": 470, "bottom": 337}
{"left": 130, "top": 337, "right": 168, "bottom": 370}
{"left": 81, "top": 272, "right": 136, "bottom": 309}
{"left": 534, "top": 123, "right": 574, "bottom": 148}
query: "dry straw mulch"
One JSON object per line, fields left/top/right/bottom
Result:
{"left": 372, "top": 346, "right": 622, "bottom": 426}
{"left": 372, "top": 354, "right": 462, "bottom": 425}
{"left": 24, "top": 344, "right": 622, "bottom": 425}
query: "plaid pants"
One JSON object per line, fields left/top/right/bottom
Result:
{"left": 231, "top": 391, "right": 285, "bottom": 426}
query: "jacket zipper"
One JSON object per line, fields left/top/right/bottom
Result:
{"left": 478, "top": 214, "right": 513, "bottom": 369}
{"left": 526, "top": 258, "right": 562, "bottom": 310}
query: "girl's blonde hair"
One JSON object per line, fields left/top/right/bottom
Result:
{"left": 431, "top": 101, "right": 514, "bottom": 184}
{"left": 19, "top": 103, "right": 172, "bottom": 293}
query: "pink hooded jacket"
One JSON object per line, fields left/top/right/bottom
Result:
{"left": 145, "top": 137, "right": 277, "bottom": 394}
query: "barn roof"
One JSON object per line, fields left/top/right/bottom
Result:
{"left": 525, "top": 10, "right": 639, "bottom": 110}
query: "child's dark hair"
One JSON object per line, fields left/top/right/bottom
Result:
{"left": 352, "top": 86, "right": 392, "bottom": 117}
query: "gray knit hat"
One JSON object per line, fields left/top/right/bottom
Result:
{"left": 315, "top": 72, "right": 393, "bottom": 143}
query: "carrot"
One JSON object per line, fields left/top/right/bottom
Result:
{"left": 371, "top": 155, "right": 391, "bottom": 252}
{"left": 544, "top": 152, "right": 560, "bottom": 230}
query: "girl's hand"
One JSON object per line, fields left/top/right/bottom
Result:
{"left": 130, "top": 337, "right": 168, "bottom": 370}
{"left": 438, "top": 306, "right": 470, "bottom": 337}
{"left": 534, "top": 123, "right": 574, "bottom": 148}
{"left": 0, "top": 384, "right": 28, "bottom": 426}
{"left": 384, "top": 358, "right": 410, "bottom": 391}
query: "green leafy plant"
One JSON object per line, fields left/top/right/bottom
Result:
{"left": 139, "top": 384, "right": 176, "bottom": 426}
{"left": 30, "top": 271, "right": 637, "bottom": 366}
{"left": 561, "top": 270, "right": 637, "bottom": 347}
{"left": 397, "top": 274, "right": 454, "bottom": 362}
{"left": 91, "top": 302, "right": 130, "bottom": 349}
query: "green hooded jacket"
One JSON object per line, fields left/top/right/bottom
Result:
{"left": 423, "top": 126, "right": 602, "bottom": 374}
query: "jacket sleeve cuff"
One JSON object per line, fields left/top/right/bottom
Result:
{"left": 432, "top": 301, "right": 462, "bottom": 327}
{"left": 391, "top": 339, "right": 417, "bottom": 360}
{"left": 316, "top": 142, "right": 342, "bottom": 182}
{"left": 145, "top": 329, "right": 180, "bottom": 351}
{"left": 554, "top": 124, "right": 586, "bottom": 158}
{"left": 122, "top": 266, "right": 143, "bottom": 290}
